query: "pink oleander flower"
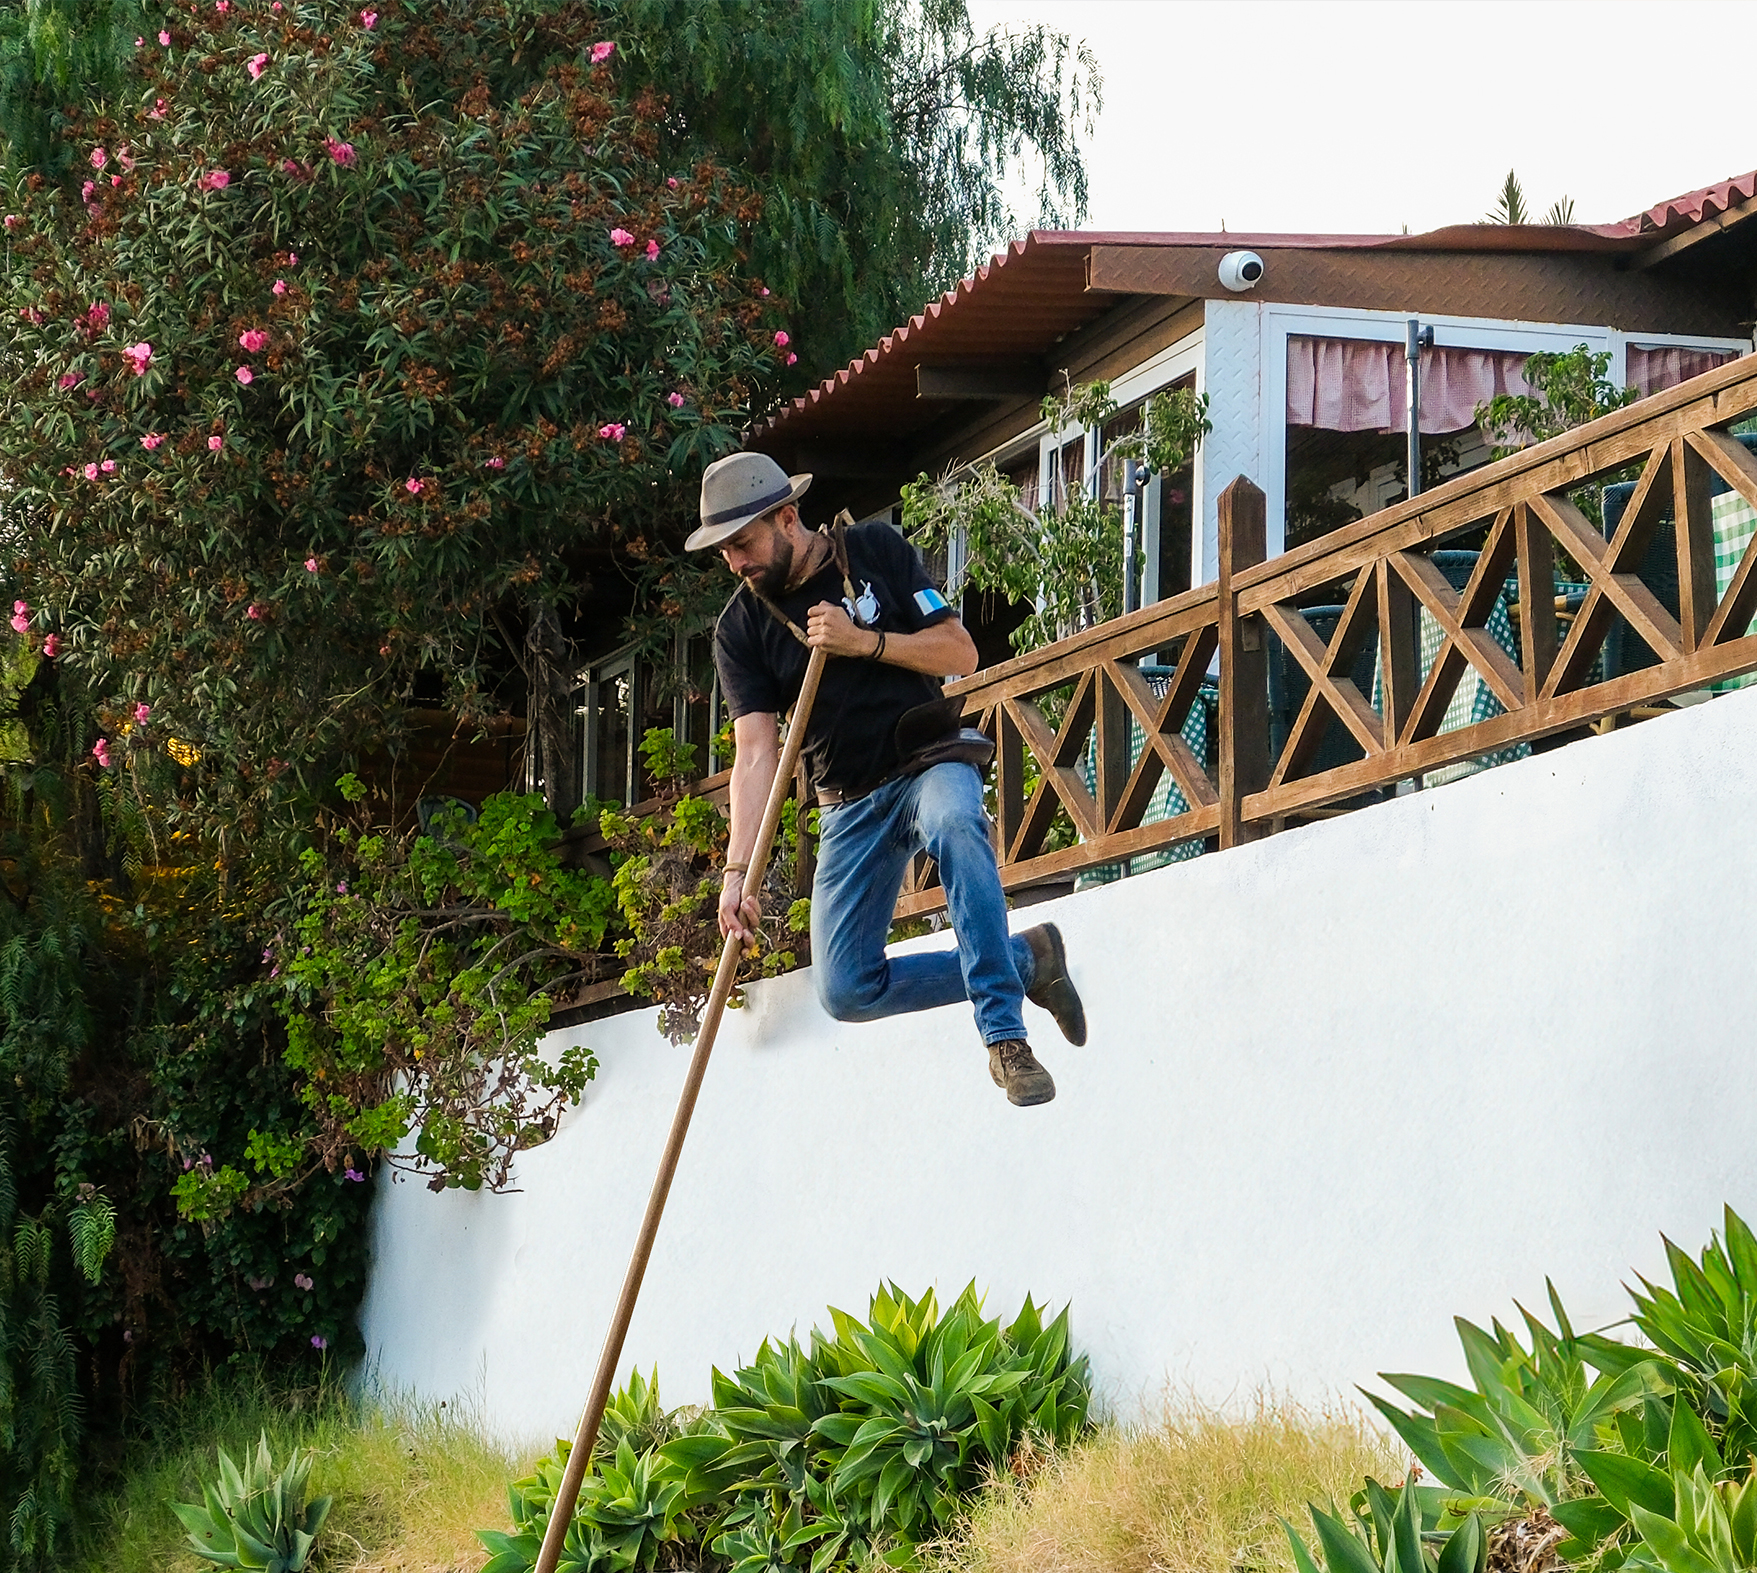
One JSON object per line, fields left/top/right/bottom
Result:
{"left": 239, "top": 328, "right": 268, "bottom": 352}
{"left": 197, "top": 168, "right": 230, "bottom": 191}
{"left": 58, "top": 371, "right": 82, "bottom": 390}
{"left": 123, "top": 341, "right": 152, "bottom": 374}
{"left": 85, "top": 301, "right": 109, "bottom": 331}
{"left": 117, "top": 146, "right": 135, "bottom": 172}
{"left": 20, "top": 307, "right": 41, "bottom": 325}
{"left": 773, "top": 330, "right": 790, "bottom": 347}
{"left": 134, "top": 702, "right": 151, "bottom": 724}
{"left": 208, "top": 434, "right": 223, "bottom": 450}
{"left": 82, "top": 463, "right": 98, "bottom": 480}
{"left": 272, "top": 278, "right": 287, "bottom": 296}
{"left": 295, "top": 1272, "right": 313, "bottom": 1290}
{"left": 158, "top": 29, "right": 170, "bottom": 44}
{"left": 235, "top": 365, "right": 253, "bottom": 384}
{"left": 405, "top": 476, "right": 423, "bottom": 494}
{"left": 281, "top": 158, "right": 312, "bottom": 181}
{"left": 324, "top": 137, "right": 357, "bottom": 167}
{"left": 287, "top": 251, "right": 298, "bottom": 265}
{"left": 81, "top": 180, "right": 95, "bottom": 201}
{"left": 136, "top": 34, "right": 144, "bottom": 46}
{"left": 311, "top": 1335, "right": 327, "bottom": 1350}
{"left": 610, "top": 227, "right": 635, "bottom": 247}
{"left": 786, "top": 352, "right": 797, "bottom": 365}
{"left": 599, "top": 422, "right": 626, "bottom": 441}
{"left": 110, "top": 174, "right": 121, "bottom": 187}
{"left": 485, "top": 456, "right": 505, "bottom": 469}
{"left": 10, "top": 602, "right": 28, "bottom": 634}
{"left": 90, "top": 147, "right": 107, "bottom": 170}
{"left": 305, "top": 557, "right": 319, "bottom": 571}
{"left": 247, "top": 52, "right": 269, "bottom": 80}
{"left": 2, "top": 215, "right": 17, "bottom": 230}
{"left": 360, "top": 8, "right": 377, "bottom": 25}
{"left": 667, "top": 176, "right": 679, "bottom": 189}
{"left": 141, "top": 431, "right": 164, "bottom": 449}
{"left": 760, "top": 286, "right": 770, "bottom": 296}
{"left": 645, "top": 238, "right": 660, "bottom": 260}
{"left": 666, "top": 391, "right": 684, "bottom": 408}
{"left": 215, "top": 0, "right": 228, "bottom": 12}
{"left": 91, "top": 738, "right": 111, "bottom": 767}
{"left": 336, "top": 881, "right": 347, "bottom": 894}
{"left": 246, "top": 603, "right": 262, "bottom": 619}
{"left": 41, "top": 634, "right": 58, "bottom": 658}
{"left": 100, "top": 458, "right": 116, "bottom": 472}
{"left": 591, "top": 40, "right": 614, "bottom": 62}
{"left": 271, "top": 1, "right": 281, "bottom": 10}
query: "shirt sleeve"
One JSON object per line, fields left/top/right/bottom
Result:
{"left": 714, "top": 597, "right": 781, "bottom": 719}
{"left": 863, "top": 522, "right": 956, "bottom": 631}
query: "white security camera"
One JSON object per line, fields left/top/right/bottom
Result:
{"left": 1218, "top": 250, "right": 1264, "bottom": 292}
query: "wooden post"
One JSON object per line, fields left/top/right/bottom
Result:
{"left": 533, "top": 648, "right": 828, "bottom": 1573}
{"left": 1217, "top": 477, "right": 1270, "bottom": 848}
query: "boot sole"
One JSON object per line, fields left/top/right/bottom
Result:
{"left": 1027, "top": 923, "right": 1087, "bottom": 1047}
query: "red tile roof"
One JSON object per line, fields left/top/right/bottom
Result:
{"left": 751, "top": 168, "right": 1757, "bottom": 451}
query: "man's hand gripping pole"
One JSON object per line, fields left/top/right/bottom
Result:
{"left": 533, "top": 645, "right": 827, "bottom": 1573}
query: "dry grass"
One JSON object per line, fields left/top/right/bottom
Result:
{"left": 924, "top": 1394, "right": 1404, "bottom": 1573}
{"left": 72, "top": 1370, "right": 538, "bottom": 1573}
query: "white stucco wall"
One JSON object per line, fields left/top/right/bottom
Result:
{"left": 360, "top": 688, "right": 1757, "bottom": 1445}
{"left": 1198, "top": 298, "right": 1266, "bottom": 580}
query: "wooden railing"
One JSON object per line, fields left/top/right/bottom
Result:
{"left": 892, "top": 352, "right": 1757, "bottom": 916}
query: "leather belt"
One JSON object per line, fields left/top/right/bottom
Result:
{"left": 813, "top": 783, "right": 875, "bottom": 807}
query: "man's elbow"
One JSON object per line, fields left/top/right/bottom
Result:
{"left": 947, "top": 625, "right": 980, "bottom": 677}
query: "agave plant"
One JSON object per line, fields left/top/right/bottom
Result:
{"left": 1367, "top": 1282, "right": 1672, "bottom": 1530}
{"left": 1629, "top": 1462, "right": 1757, "bottom": 1573}
{"left": 1595, "top": 1207, "right": 1757, "bottom": 1471}
{"left": 170, "top": 1432, "right": 332, "bottom": 1572}
{"left": 1285, "top": 1473, "right": 1487, "bottom": 1573}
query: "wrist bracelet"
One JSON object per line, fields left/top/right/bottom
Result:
{"left": 870, "top": 630, "right": 887, "bottom": 661}
{"left": 723, "top": 861, "right": 749, "bottom": 876}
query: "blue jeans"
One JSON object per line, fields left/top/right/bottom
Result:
{"left": 810, "top": 762, "right": 1035, "bottom": 1046}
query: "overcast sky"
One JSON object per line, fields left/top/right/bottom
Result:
{"left": 963, "top": 1, "right": 1754, "bottom": 241}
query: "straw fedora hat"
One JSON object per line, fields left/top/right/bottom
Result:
{"left": 687, "top": 452, "right": 812, "bottom": 551}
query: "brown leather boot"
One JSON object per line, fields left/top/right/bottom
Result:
{"left": 987, "top": 1040, "right": 1056, "bottom": 1106}
{"left": 1021, "top": 923, "right": 1086, "bottom": 1046}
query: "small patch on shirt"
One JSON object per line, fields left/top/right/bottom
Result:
{"left": 914, "top": 587, "right": 948, "bottom": 616}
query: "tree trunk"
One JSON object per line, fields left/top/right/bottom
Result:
{"left": 524, "top": 598, "right": 580, "bottom": 819}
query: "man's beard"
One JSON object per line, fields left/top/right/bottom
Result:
{"left": 742, "top": 534, "right": 794, "bottom": 600}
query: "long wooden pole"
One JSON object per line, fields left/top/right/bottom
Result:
{"left": 534, "top": 645, "right": 827, "bottom": 1573}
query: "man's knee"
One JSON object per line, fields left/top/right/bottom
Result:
{"left": 815, "top": 965, "right": 885, "bottom": 1022}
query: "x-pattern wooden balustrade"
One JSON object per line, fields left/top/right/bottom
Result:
{"left": 890, "top": 352, "right": 1757, "bottom": 916}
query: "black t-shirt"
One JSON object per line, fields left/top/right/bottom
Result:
{"left": 714, "top": 521, "right": 956, "bottom": 793}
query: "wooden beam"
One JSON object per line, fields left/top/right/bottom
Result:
{"left": 1217, "top": 477, "right": 1270, "bottom": 848}
{"left": 1631, "top": 194, "right": 1757, "bottom": 270}
{"left": 915, "top": 361, "right": 1045, "bottom": 401}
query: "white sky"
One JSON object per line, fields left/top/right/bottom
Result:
{"left": 963, "top": 1, "right": 1755, "bottom": 239}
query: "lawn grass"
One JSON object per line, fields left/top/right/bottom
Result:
{"left": 72, "top": 1363, "right": 536, "bottom": 1573}
{"left": 924, "top": 1394, "right": 1403, "bottom": 1573}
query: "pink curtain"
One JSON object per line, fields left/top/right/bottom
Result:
{"left": 1287, "top": 336, "right": 1536, "bottom": 434}
{"left": 1626, "top": 344, "right": 1736, "bottom": 399}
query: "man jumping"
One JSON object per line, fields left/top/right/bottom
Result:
{"left": 689, "top": 452, "right": 1086, "bottom": 1106}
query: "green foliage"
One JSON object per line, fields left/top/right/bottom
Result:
{"left": 481, "top": 1283, "right": 1092, "bottom": 1573}
{"left": 603, "top": 728, "right": 807, "bottom": 1044}
{"left": 1285, "top": 1474, "right": 1486, "bottom": 1573}
{"left": 1368, "top": 1285, "right": 1673, "bottom": 1520}
{"left": 902, "top": 378, "right": 1210, "bottom": 653}
{"left": 1629, "top": 1462, "right": 1757, "bottom": 1573}
{"left": 170, "top": 1431, "right": 332, "bottom": 1571}
{"left": 1482, "top": 171, "right": 1574, "bottom": 228}
{"left": 0, "top": 0, "right": 785, "bottom": 840}
{"left": 610, "top": 0, "right": 1101, "bottom": 383}
{"left": 0, "top": 0, "right": 144, "bottom": 173}
{"left": 1477, "top": 345, "right": 1639, "bottom": 459}
{"left": 1614, "top": 1208, "right": 1757, "bottom": 1472}
{"left": 275, "top": 786, "right": 608, "bottom": 1194}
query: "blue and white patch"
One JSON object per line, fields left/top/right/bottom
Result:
{"left": 914, "top": 587, "right": 949, "bottom": 616}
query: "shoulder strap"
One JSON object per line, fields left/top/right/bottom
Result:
{"left": 749, "top": 509, "right": 866, "bottom": 642}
